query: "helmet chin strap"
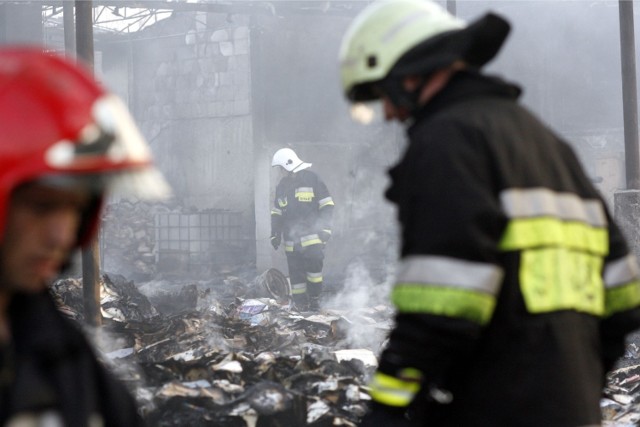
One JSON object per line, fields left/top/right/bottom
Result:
{"left": 378, "top": 75, "right": 428, "bottom": 117}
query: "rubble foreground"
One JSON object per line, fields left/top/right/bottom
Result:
{"left": 51, "top": 271, "right": 640, "bottom": 426}
{"left": 52, "top": 270, "right": 390, "bottom": 426}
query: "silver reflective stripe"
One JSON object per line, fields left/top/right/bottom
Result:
{"left": 396, "top": 255, "right": 503, "bottom": 295}
{"left": 296, "top": 187, "right": 314, "bottom": 193}
{"left": 604, "top": 254, "right": 640, "bottom": 288}
{"left": 319, "top": 196, "right": 334, "bottom": 208}
{"left": 271, "top": 208, "right": 282, "bottom": 215}
{"left": 500, "top": 188, "right": 606, "bottom": 227}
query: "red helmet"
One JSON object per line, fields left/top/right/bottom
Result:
{"left": 0, "top": 47, "right": 170, "bottom": 246}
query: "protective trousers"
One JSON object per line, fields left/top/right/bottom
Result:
{"left": 286, "top": 244, "right": 324, "bottom": 310}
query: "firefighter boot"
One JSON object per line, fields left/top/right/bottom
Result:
{"left": 293, "top": 293, "right": 309, "bottom": 311}
{"left": 309, "top": 296, "right": 320, "bottom": 311}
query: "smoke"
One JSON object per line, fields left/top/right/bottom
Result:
{"left": 324, "top": 256, "right": 396, "bottom": 353}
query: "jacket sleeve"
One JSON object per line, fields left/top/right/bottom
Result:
{"left": 271, "top": 183, "right": 284, "bottom": 238}
{"left": 314, "top": 174, "right": 334, "bottom": 236}
{"left": 372, "top": 119, "right": 506, "bottom": 408}
{"left": 600, "top": 210, "right": 640, "bottom": 372}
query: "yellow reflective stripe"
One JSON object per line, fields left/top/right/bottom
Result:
{"left": 499, "top": 217, "right": 608, "bottom": 255}
{"left": 605, "top": 255, "right": 640, "bottom": 288}
{"left": 307, "top": 272, "right": 323, "bottom": 283}
{"left": 392, "top": 284, "right": 495, "bottom": 325}
{"left": 319, "top": 197, "right": 335, "bottom": 208}
{"left": 519, "top": 248, "right": 604, "bottom": 315}
{"left": 397, "top": 256, "right": 503, "bottom": 295}
{"left": 604, "top": 255, "right": 640, "bottom": 316}
{"left": 368, "top": 371, "right": 421, "bottom": 407}
{"left": 285, "top": 241, "right": 294, "bottom": 252}
{"left": 291, "top": 282, "right": 307, "bottom": 295}
{"left": 606, "top": 280, "right": 640, "bottom": 316}
{"left": 295, "top": 187, "right": 314, "bottom": 202}
{"left": 500, "top": 188, "right": 606, "bottom": 227}
{"left": 271, "top": 208, "right": 282, "bottom": 216}
{"left": 301, "top": 234, "right": 322, "bottom": 247}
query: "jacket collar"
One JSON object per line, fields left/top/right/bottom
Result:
{"left": 408, "top": 70, "right": 522, "bottom": 131}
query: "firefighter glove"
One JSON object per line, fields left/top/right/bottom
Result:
{"left": 270, "top": 234, "right": 281, "bottom": 250}
{"left": 319, "top": 229, "right": 332, "bottom": 244}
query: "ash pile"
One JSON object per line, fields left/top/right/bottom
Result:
{"left": 51, "top": 269, "right": 392, "bottom": 426}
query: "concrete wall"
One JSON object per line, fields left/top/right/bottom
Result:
{"left": 117, "top": 11, "right": 255, "bottom": 216}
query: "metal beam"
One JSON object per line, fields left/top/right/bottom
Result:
{"left": 618, "top": 0, "right": 640, "bottom": 189}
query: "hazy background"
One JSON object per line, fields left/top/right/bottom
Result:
{"left": 0, "top": 0, "right": 632, "bottom": 296}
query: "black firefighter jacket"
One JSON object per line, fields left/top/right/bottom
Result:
{"left": 373, "top": 71, "right": 640, "bottom": 426}
{"left": 0, "top": 291, "right": 144, "bottom": 427}
{"left": 271, "top": 169, "right": 334, "bottom": 254}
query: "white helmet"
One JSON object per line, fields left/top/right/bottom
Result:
{"left": 271, "top": 148, "right": 312, "bottom": 173}
{"left": 339, "top": 0, "right": 510, "bottom": 103}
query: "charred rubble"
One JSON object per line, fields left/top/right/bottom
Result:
{"left": 50, "top": 270, "right": 640, "bottom": 426}
{"left": 51, "top": 269, "right": 390, "bottom": 426}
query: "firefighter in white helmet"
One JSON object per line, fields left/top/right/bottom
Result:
{"left": 270, "top": 148, "right": 334, "bottom": 311}
{"left": 340, "top": 1, "right": 640, "bottom": 426}
{"left": 0, "top": 48, "right": 170, "bottom": 426}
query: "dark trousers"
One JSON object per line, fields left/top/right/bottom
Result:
{"left": 286, "top": 244, "right": 324, "bottom": 307}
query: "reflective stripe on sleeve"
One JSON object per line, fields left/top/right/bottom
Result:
{"left": 368, "top": 371, "right": 421, "bottom": 407}
{"left": 605, "top": 254, "right": 640, "bottom": 287}
{"left": 319, "top": 196, "right": 335, "bottom": 208}
{"left": 605, "top": 255, "right": 640, "bottom": 316}
{"left": 271, "top": 208, "right": 282, "bottom": 216}
{"left": 396, "top": 256, "right": 503, "bottom": 295}
{"left": 392, "top": 285, "right": 496, "bottom": 325}
{"left": 392, "top": 256, "right": 502, "bottom": 324}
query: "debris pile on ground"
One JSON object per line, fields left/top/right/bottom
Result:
{"left": 602, "top": 336, "right": 640, "bottom": 427}
{"left": 52, "top": 270, "right": 391, "bottom": 426}
{"left": 53, "top": 269, "right": 640, "bottom": 426}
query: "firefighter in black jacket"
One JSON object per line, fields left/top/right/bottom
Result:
{"left": 0, "top": 48, "right": 171, "bottom": 426}
{"left": 271, "top": 148, "right": 335, "bottom": 311}
{"left": 339, "top": 1, "right": 640, "bottom": 426}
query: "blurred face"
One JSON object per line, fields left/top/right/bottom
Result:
{"left": 0, "top": 183, "right": 91, "bottom": 293}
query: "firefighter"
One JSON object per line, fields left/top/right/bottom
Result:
{"left": 270, "top": 148, "right": 334, "bottom": 311}
{"left": 339, "top": 1, "right": 640, "bottom": 426}
{"left": 0, "top": 48, "right": 170, "bottom": 426}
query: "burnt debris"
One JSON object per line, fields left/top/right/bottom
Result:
{"left": 51, "top": 271, "right": 388, "bottom": 426}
